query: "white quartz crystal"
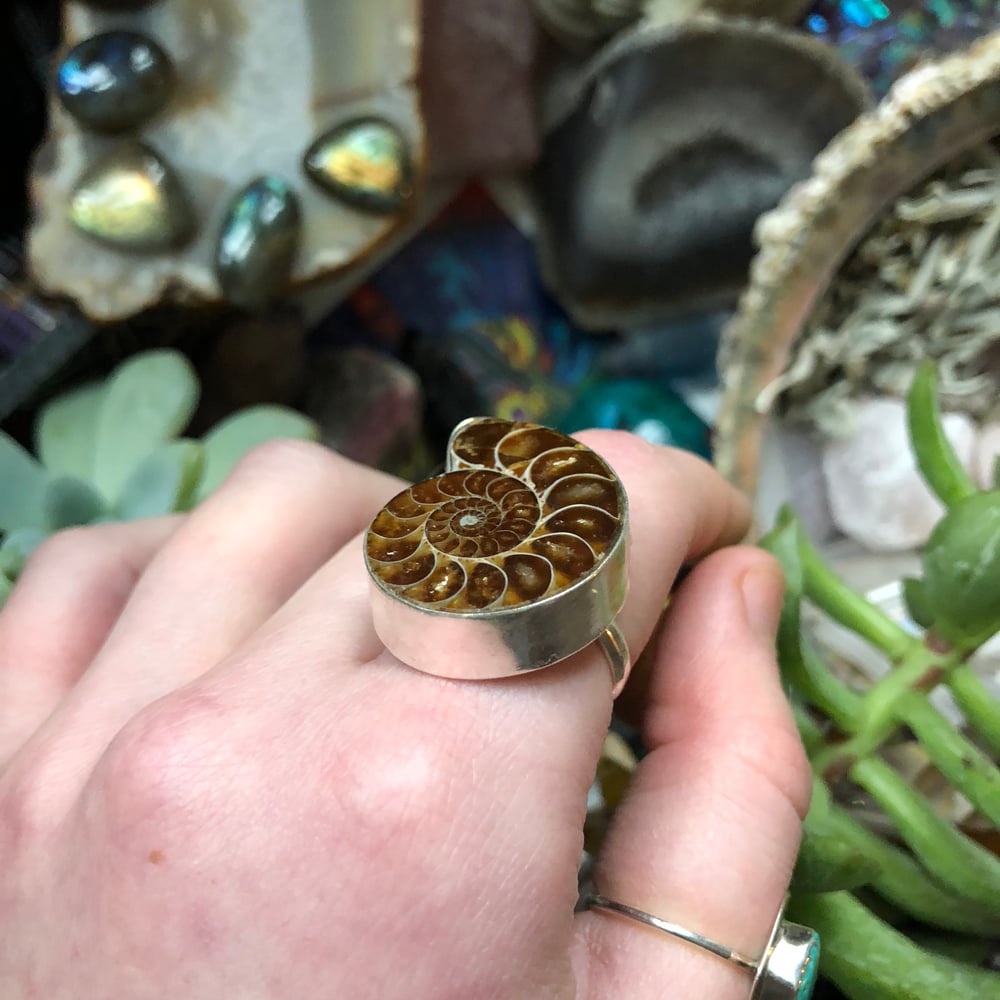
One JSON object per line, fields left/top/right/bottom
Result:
{"left": 976, "top": 422, "right": 1000, "bottom": 489}
{"left": 822, "top": 397, "right": 977, "bottom": 552}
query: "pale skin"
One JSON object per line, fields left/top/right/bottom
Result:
{"left": 0, "top": 431, "right": 811, "bottom": 999}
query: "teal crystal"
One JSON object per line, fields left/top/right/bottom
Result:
{"left": 558, "top": 378, "right": 711, "bottom": 459}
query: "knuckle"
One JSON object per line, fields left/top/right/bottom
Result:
{"left": 573, "top": 427, "right": 648, "bottom": 459}
{"left": 0, "top": 762, "right": 54, "bottom": 855}
{"left": 330, "top": 697, "right": 471, "bottom": 853}
{"left": 94, "top": 695, "right": 232, "bottom": 834}
{"left": 222, "top": 437, "right": 333, "bottom": 489}
{"left": 19, "top": 526, "right": 101, "bottom": 578}
{"left": 728, "top": 721, "right": 813, "bottom": 822}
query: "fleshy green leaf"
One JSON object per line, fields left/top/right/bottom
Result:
{"left": 0, "top": 527, "right": 48, "bottom": 579}
{"left": 760, "top": 510, "right": 863, "bottom": 730}
{"left": 0, "top": 571, "right": 12, "bottom": 606}
{"left": 788, "top": 891, "right": 1000, "bottom": 1000}
{"left": 0, "top": 430, "right": 49, "bottom": 531}
{"left": 901, "top": 577, "right": 934, "bottom": 630}
{"left": 35, "top": 381, "right": 104, "bottom": 479}
{"left": 907, "top": 360, "right": 976, "bottom": 508}
{"left": 195, "top": 406, "right": 319, "bottom": 502}
{"left": 117, "top": 440, "right": 205, "bottom": 520}
{"left": 921, "top": 490, "right": 1000, "bottom": 651}
{"left": 44, "top": 476, "right": 107, "bottom": 530}
{"left": 791, "top": 825, "right": 882, "bottom": 895}
{"left": 759, "top": 509, "right": 806, "bottom": 683}
{"left": 908, "top": 929, "right": 996, "bottom": 967}
{"left": 92, "top": 350, "right": 199, "bottom": 504}
{"left": 793, "top": 783, "right": 882, "bottom": 894}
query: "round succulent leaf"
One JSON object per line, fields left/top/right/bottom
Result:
{"left": 116, "top": 440, "right": 204, "bottom": 521}
{"left": 921, "top": 490, "right": 1000, "bottom": 650}
{"left": 0, "top": 430, "right": 50, "bottom": 531}
{"left": 43, "top": 476, "right": 107, "bottom": 530}
{"left": 195, "top": 406, "right": 319, "bottom": 503}
{"left": 0, "top": 572, "right": 12, "bottom": 606}
{"left": 0, "top": 527, "right": 49, "bottom": 579}
{"left": 902, "top": 576, "right": 934, "bottom": 631}
{"left": 35, "top": 381, "right": 105, "bottom": 480}
{"left": 93, "top": 349, "right": 199, "bottom": 504}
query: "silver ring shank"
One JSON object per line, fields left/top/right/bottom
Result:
{"left": 585, "top": 894, "right": 757, "bottom": 971}
{"left": 598, "top": 623, "right": 631, "bottom": 696}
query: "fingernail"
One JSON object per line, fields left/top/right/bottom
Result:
{"left": 741, "top": 564, "right": 785, "bottom": 642}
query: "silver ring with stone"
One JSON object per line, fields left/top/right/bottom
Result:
{"left": 585, "top": 894, "right": 821, "bottom": 1000}
{"left": 364, "top": 417, "right": 630, "bottom": 694}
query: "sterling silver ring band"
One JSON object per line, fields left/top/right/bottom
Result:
{"left": 585, "top": 894, "right": 821, "bottom": 1000}
{"left": 598, "top": 622, "right": 630, "bottom": 696}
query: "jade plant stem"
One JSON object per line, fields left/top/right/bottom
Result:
{"left": 779, "top": 608, "right": 862, "bottom": 733}
{"left": 791, "top": 701, "right": 827, "bottom": 757}
{"left": 809, "top": 785, "right": 1000, "bottom": 935}
{"left": 810, "top": 638, "right": 963, "bottom": 777}
{"left": 947, "top": 665, "right": 1000, "bottom": 757}
{"left": 796, "top": 529, "right": 912, "bottom": 662}
{"left": 895, "top": 689, "right": 1000, "bottom": 827}
{"left": 907, "top": 360, "right": 978, "bottom": 510}
{"left": 788, "top": 891, "right": 1000, "bottom": 1000}
{"left": 851, "top": 756, "right": 1000, "bottom": 916}
{"left": 799, "top": 644, "right": 1000, "bottom": 825}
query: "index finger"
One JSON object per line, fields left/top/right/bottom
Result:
{"left": 575, "top": 430, "right": 751, "bottom": 669}
{"left": 253, "top": 430, "right": 751, "bottom": 673}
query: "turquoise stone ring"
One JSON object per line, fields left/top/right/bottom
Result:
{"left": 751, "top": 905, "right": 820, "bottom": 1000}
{"left": 586, "top": 894, "right": 820, "bottom": 1000}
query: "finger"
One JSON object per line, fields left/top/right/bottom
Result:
{"left": 578, "top": 431, "right": 751, "bottom": 670}
{"left": 0, "top": 518, "right": 178, "bottom": 762}
{"left": 33, "top": 441, "right": 407, "bottom": 778}
{"left": 65, "top": 435, "right": 755, "bottom": 994}
{"left": 577, "top": 547, "right": 812, "bottom": 1000}
{"left": 135, "top": 436, "right": 751, "bottom": 966}
{"left": 251, "top": 430, "right": 752, "bottom": 670}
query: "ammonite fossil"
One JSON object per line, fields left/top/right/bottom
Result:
{"left": 364, "top": 417, "right": 629, "bottom": 680}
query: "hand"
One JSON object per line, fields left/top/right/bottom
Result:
{"left": 0, "top": 433, "right": 810, "bottom": 999}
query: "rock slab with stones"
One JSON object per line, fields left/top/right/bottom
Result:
{"left": 977, "top": 422, "right": 1000, "bottom": 488}
{"left": 30, "top": 0, "right": 423, "bottom": 320}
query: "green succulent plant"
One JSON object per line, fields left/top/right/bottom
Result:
{"left": 0, "top": 348, "right": 318, "bottom": 604}
{"left": 764, "top": 362, "right": 1000, "bottom": 999}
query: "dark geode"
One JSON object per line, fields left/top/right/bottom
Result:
{"left": 534, "top": 18, "right": 870, "bottom": 330}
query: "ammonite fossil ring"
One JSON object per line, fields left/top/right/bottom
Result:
{"left": 364, "top": 418, "right": 630, "bottom": 691}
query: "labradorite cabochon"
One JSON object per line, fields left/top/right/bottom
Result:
{"left": 57, "top": 30, "right": 175, "bottom": 134}
{"left": 303, "top": 117, "right": 413, "bottom": 215}
{"left": 70, "top": 142, "right": 197, "bottom": 253}
{"left": 215, "top": 176, "right": 302, "bottom": 311}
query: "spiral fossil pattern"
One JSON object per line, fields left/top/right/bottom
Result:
{"left": 366, "top": 418, "right": 625, "bottom": 612}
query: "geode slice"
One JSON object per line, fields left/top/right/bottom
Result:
{"left": 533, "top": 15, "right": 870, "bottom": 331}
{"left": 716, "top": 31, "right": 1000, "bottom": 497}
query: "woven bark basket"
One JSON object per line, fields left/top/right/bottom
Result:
{"left": 715, "top": 32, "right": 1000, "bottom": 507}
